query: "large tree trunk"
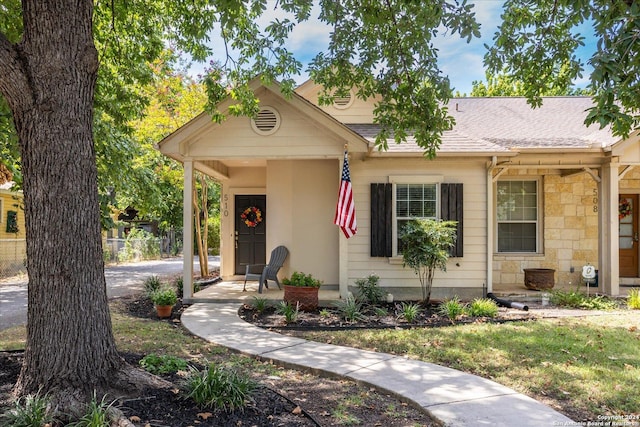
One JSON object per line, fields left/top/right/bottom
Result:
{"left": 0, "top": 2, "right": 165, "bottom": 409}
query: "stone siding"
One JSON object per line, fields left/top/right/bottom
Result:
{"left": 493, "top": 169, "right": 599, "bottom": 291}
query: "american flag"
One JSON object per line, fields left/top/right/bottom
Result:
{"left": 334, "top": 150, "right": 357, "bottom": 238}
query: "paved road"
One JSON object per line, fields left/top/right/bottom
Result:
{"left": 0, "top": 256, "right": 219, "bottom": 331}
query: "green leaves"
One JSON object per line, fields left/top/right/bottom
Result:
{"left": 485, "top": 0, "right": 639, "bottom": 137}
{"left": 310, "top": 0, "right": 480, "bottom": 156}
{"left": 399, "top": 219, "right": 457, "bottom": 303}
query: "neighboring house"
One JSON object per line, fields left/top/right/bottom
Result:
{"left": 0, "top": 182, "right": 26, "bottom": 278}
{"left": 158, "top": 77, "right": 640, "bottom": 300}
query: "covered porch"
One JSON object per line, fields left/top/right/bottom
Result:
{"left": 190, "top": 279, "right": 341, "bottom": 305}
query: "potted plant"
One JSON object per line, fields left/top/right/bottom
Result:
{"left": 151, "top": 287, "right": 178, "bottom": 318}
{"left": 282, "top": 271, "right": 322, "bottom": 311}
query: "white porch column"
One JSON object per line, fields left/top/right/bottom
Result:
{"left": 599, "top": 160, "right": 620, "bottom": 296}
{"left": 183, "top": 159, "right": 195, "bottom": 300}
{"left": 486, "top": 162, "right": 495, "bottom": 293}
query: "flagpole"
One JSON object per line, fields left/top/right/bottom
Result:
{"left": 334, "top": 143, "right": 357, "bottom": 238}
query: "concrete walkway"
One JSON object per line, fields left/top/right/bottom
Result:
{"left": 182, "top": 303, "right": 574, "bottom": 427}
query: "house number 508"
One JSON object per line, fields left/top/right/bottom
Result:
{"left": 593, "top": 189, "right": 598, "bottom": 213}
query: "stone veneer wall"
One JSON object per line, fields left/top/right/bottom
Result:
{"left": 619, "top": 166, "right": 640, "bottom": 193}
{"left": 493, "top": 169, "right": 599, "bottom": 291}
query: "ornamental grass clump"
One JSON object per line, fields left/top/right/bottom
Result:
{"left": 66, "top": 392, "right": 115, "bottom": 427}
{"left": 143, "top": 275, "right": 162, "bottom": 297}
{"left": 184, "top": 364, "right": 257, "bottom": 412}
{"left": 334, "top": 295, "right": 366, "bottom": 322}
{"left": 250, "top": 296, "right": 270, "bottom": 313}
{"left": 628, "top": 288, "right": 640, "bottom": 310}
{"left": 466, "top": 298, "right": 499, "bottom": 318}
{"left": 1, "top": 392, "right": 58, "bottom": 427}
{"left": 438, "top": 296, "right": 466, "bottom": 321}
{"left": 276, "top": 301, "right": 299, "bottom": 323}
{"left": 398, "top": 302, "right": 422, "bottom": 323}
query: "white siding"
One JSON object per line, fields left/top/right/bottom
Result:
{"left": 346, "top": 157, "right": 488, "bottom": 292}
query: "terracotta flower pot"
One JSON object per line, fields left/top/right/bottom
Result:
{"left": 155, "top": 305, "right": 173, "bottom": 318}
{"left": 283, "top": 285, "right": 319, "bottom": 311}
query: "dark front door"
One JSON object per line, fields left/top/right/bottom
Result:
{"left": 619, "top": 194, "right": 638, "bottom": 277}
{"left": 235, "top": 195, "right": 266, "bottom": 275}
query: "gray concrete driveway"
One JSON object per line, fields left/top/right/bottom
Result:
{"left": 0, "top": 256, "right": 219, "bottom": 331}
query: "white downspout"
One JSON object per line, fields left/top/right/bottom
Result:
{"left": 486, "top": 157, "right": 497, "bottom": 294}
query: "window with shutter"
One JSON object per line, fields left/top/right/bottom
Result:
{"left": 441, "top": 183, "right": 463, "bottom": 257}
{"left": 370, "top": 183, "right": 392, "bottom": 257}
{"left": 370, "top": 181, "right": 463, "bottom": 258}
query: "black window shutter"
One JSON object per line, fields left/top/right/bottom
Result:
{"left": 441, "top": 183, "right": 463, "bottom": 257}
{"left": 370, "top": 183, "right": 392, "bottom": 257}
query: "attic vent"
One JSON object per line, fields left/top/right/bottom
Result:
{"left": 251, "top": 107, "right": 280, "bottom": 135}
{"left": 333, "top": 90, "right": 354, "bottom": 109}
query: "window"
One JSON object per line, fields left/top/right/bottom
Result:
{"left": 395, "top": 183, "right": 437, "bottom": 251}
{"left": 370, "top": 180, "right": 463, "bottom": 258}
{"left": 496, "top": 179, "right": 539, "bottom": 253}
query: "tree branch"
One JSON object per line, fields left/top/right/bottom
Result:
{"left": 0, "top": 31, "right": 33, "bottom": 114}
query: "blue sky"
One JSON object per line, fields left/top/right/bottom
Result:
{"left": 195, "top": 1, "right": 596, "bottom": 95}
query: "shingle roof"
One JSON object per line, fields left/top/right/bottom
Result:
{"left": 346, "top": 124, "right": 510, "bottom": 154}
{"left": 347, "top": 97, "right": 618, "bottom": 155}
{"left": 448, "top": 97, "right": 617, "bottom": 149}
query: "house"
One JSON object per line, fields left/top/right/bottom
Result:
{"left": 0, "top": 182, "right": 26, "bottom": 278}
{"left": 158, "top": 77, "right": 640, "bottom": 301}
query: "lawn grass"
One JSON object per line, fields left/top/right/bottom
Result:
{"left": 3, "top": 301, "right": 638, "bottom": 422}
{"left": 298, "top": 311, "right": 640, "bottom": 421}
{"left": 0, "top": 325, "right": 26, "bottom": 351}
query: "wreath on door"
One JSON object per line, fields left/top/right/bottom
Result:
{"left": 619, "top": 197, "right": 631, "bottom": 220}
{"left": 241, "top": 206, "right": 263, "bottom": 227}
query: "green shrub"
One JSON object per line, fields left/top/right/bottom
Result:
{"left": 184, "top": 364, "right": 257, "bottom": 412}
{"left": 67, "top": 392, "right": 114, "bottom": 427}
{"left": 551, "top": 290, "right": 617, "bottom": 310}
{"left": 175, "top": 277, "right": 201, "bottom": 296}
{"left": 398, "top": 302, "right": 422, "bottom": 323}
{"left": 466, "top": 298, "right": 499, "bottom": 318}
{"left": 140, "top": 354, "right": 188, "bottom": 375}
{"left": 580, "top": 295, "right": 618, "bottom": 310}
{"left": 117, "top": 228, "right": 160, "bottom": 262}
{"left": 333, "top": 295, "right": 365, "bottom": 322}
{"left": 438, "top": 297, "right": 466, "bottom": 321}
{"left": 550, "top": 290, "right": 585, "bottom": 307}
{"left": 627, "top": 288, "right": 640, "bottom": 310}
{"left": 354, "top": 274, "right": 385, "bottom": 305}
{"left": 1, "top": 392, "right": 57, "bottom": 427}
{"left": 275, "top": 301, "right": 299, "bottom": 323}
{"left": 143, "top": 275, "right": 162, "bottom": 297}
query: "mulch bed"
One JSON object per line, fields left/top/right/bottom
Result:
{"left": 239, "top": 301, "right": 536, "bottom": 331}
{"left": 1, "top": 291, "right": 440, "bottom": 426}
